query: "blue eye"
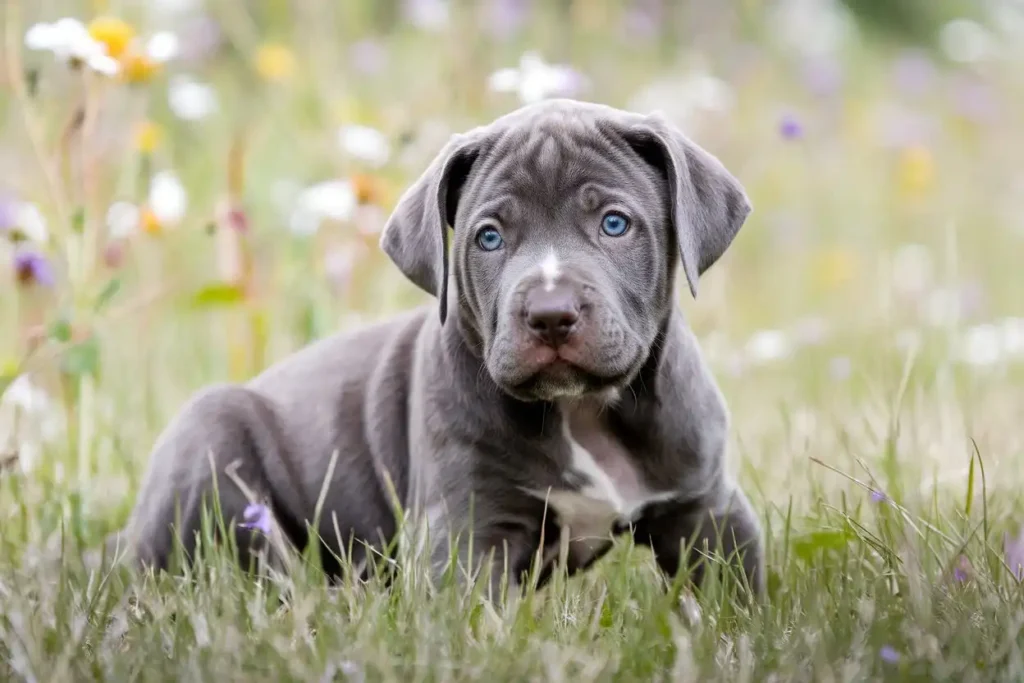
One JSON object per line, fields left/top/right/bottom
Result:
{"left": 476, "top": 226, "right": 504, "bottom": 251}
{"left": 601, "top": 212, "right": 630, "bottom": 237}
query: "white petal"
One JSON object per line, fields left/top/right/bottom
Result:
{"left": 487, "top": 68, "right": 522, "bottom": 93}
{"left": 337, "top": 125, "right": 390, "bottom": 166}
{"left": 15, "top": 203, "right": 48, "bottom": 244}
{"left": 106, "top": 201, "right": 140, "bottom": 239}
{"left": 146, "top": 31, "right": 180, "bottom": 62}
{"left": 25, "top": 23, "right": 58, "bottom": 51}
{"left": 960, "top": 324, "right": 1002, "bottom": 366}
{"left": 303, "top": 180, "right": 356, "bottom": 222}
{"left": 745, "top": 330, "right": 791, "bottom": 363}
{"left": 149, "top": 171, "right": 188, "bottom": 225}
{"left": 88, "top": 54, "right": 121, "bottom": 76}
{"left": 2, "top": 375, "right": 51, "bottom": 413}
{"left": 168, "top": 76, "right": 218, "bottom": 121}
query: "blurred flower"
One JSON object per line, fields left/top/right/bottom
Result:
{"left": 351, "top": 173, "right": 385, "bottom": 205}
{"left": 349, "top": 39, "right": 388, "bottom": 76}
{"left": 952, "top": 554, "right": 972, "bottom": 583}
{"left": 483, "top": 0, "right": 531, "bottom": 39}
{"left": 114, "top": 31, "right": 179, "bottom": 84}
{"left": 148, "top": 171, "right": 187, "bottom": 227}
{"left": 628, "top": 70, "right": 733, "bottom": 129}
{"left": 891, "top": 244, "right": 933, "bottom": 298}
{"left": 879, "top": 645, "right": 901, "bottom": 664}
{"left": 254, "top": 43, "right": 296, "bottom": 82}
{"left": 957, "top": 318, "right": 1024, "bottom": 366}
{"left": 896, "top": 146, "right": 934, "bottom": 197}
{"left": 176, "top": 15, "right": 223, "bottom": 64}
{"left": 323, "top": 244, "right": 358, "bottom": 293}
{"left": 9, "top": 203, "right": 48, "bottom": 244}
{"left": 488, "top": 51, "right": 586, "bottom": 104}
{"left": 240, "top": 503, "right": 272, "bottom": 535}
{"left": 25, "top": 18, "right": 120, "bottom": 76}
{"left": 744, "top": 330, "right": 791, "bottom": 364}
{"left": 623, "top": 0, "right": 662, "bottom": 40}
{"left": 139, "top": 207, "right": 162, "bottom": 236}
{"left": 778, "top": 112, "right": 803, "bottom": 140}
{"left": 828, "top": 356, "right": 851, "bottom": 381}
{"left": 950, "top": 75, "right": 999, "bottom": 125}
{"left": 103, "top": 242, "right": 126, "bottom": 269}
{"left": 288, "top": 180, "right": 357, "bottom": 237}
{"left": 133, "top": 120, "right": 164, "bottom": 154}
{"left": 0, "top": 374, "right": 61, "bottom": 473}
{"left": 404, "top": 0, "right": 450, "bottom": 31}
{"left": 0, "top": 194, "right": 16, "bottom": 235}
{"left": 874, "top": 102, "right": 939, "bottom": 150}
{"left": 168, "top": 75, "right": 218, "bottom": 121}
{"left": 1005, "top": 525, "right": 1024, "bottom": 581}
{"left": 891, "top": 49, "right": 936, "bottom": 97}
{"left": 338, "top": 125, "right": 391, "bottom": 167}
{"left": 87, "top": 16, "right": 135, "bottom": 59}
{"left": 801, "top": 56, "right": 844, "bottom": 98}
{"left": 769, "top": 0, "right": 853, "bottom": 58}
{"left": 13, "top": 249, "right": 55, "bottom": 287}
{"left": 105, "top": 201, "right": 140, "bottom": 240}
{"left": 214, "top": 201, "right": 249, "bottom": 285}
{"left": 940, "top": 19, "right": 996, "bottom": 64}
{"left": 812, "top": 247, "right": 856, "bottom": 289}
{"left": 870, "top": 489, "right": 888, "bottom": 504}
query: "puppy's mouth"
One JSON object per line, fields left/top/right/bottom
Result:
{"left": 504, "top": 347, "right": 638, "bottom": 402}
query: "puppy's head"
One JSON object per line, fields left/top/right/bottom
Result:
{"left": 380, "top": 100, "right": 752, "bottom": 402}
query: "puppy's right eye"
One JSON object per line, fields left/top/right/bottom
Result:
{"left": 475, "top": 226, "right": 504, "bottom": 252}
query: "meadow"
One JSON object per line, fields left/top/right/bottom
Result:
{"left": 2, "top": 0, "right": 1024, "bottom": 680}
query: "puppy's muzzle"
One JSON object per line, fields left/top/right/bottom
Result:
{"left": 523, "top": 283, "right": 582, "bottom": 348}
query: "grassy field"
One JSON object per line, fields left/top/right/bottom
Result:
{"left": 2, "top": 0, "right": 1024, "bottom": 680}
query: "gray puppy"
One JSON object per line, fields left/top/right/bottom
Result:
{"left": 117, "top": 99, "right": 764, "bottom": 598}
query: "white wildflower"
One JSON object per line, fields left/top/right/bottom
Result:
{"left": 12, "top": 202, "right": 48, "bottom": 244}
{"left": 24, "top": 18, "right": 120, "bottom": 76}
{"left": 940, "top": 19, "right": 997, "bottom": 64}
{"left": 145, "top": 31, "right": 180, "bottom": 63}
{"left": 488, "top": 51, "right": 584, "bottom": 104}
{"left": 628, "top": 71, "right": 734, "bottom": 129}
{"left": 404, "top": 0, "right": 450, "bottom": 31}
{"left": 768, "top": 0, "right": 854, "bottom": 58}
{"left": 105, "top": 201, "right": 140, "bottom": 240}
{"left": 0, "top": 375, "right": 62, "bottom": 474}
{"left": 149, "top": 171, "right": 187, "bottom": 226}
{"left": 1001, "top": 317, "right": 1024, "bottom": 356}
{"left": 338, "top": 125, "right": 391, "bottom": 167}
{"left": 168, "top": 75, "right": 218, "bottom": 121}
{"left": 959, "top": 324, "right": 1003, "bottom": 367}
{"left": 288, "top": 180, "right": 357, "bottom": 237}
{"left": 891, "top": 244, "right": 933, "bottom": 298}
{"left": 745, "top": 329, "right": 792, "bottom": 364}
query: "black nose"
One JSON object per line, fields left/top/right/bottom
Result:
{"left": 525, "top": 285, "right": 580, "bottom": 347}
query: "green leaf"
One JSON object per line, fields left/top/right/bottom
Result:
{"left": 965, "top": 450, "right": 976, "bottom": 519}
{"left": 94, "top": 278, "right": 121, "bottom": 313}
{"left": 191, "top": 283, "right": 246, "bottom": 309}
{"left": 792, "top": 529, "right": 853, "bottom": 563}
{"left": 61, "top": 337, "right": 100, "bottom": 378}
{"left": 48, "top": 317, "right": 73, "bottom": 343}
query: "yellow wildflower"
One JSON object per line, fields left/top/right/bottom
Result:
{"left": 120, "top": 48, "right": 159, "bottom": 84}
{"left": 87, "top": 16, "right": 135, "bottom": 59}
{"left": 254, "top": 43, "right": 296, "bottom": 83}
{"left": 0, "top": 357, "right": 19, "bottom": 379}
{"left": 139, "top": 206, "right": 162, "bottom": 235}
{"left": 812, "top": 247, "right": 857, "bottom": 289}
{"left": 898, "top": 146, "right": 935, "bottom": 198}
{"left": 351, "top": 173, "right": 384, "bottom": 205}
{"left": 133, "top": 120, "right": 163, "bottom": 154}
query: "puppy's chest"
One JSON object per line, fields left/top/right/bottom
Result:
{"left": 525, "top": 405, "right": 676, "bottom": 543}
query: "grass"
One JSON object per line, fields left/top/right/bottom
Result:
{"left": 3, "top": 0, "right": 1024, "bottom": 680}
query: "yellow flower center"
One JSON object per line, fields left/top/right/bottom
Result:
{"left": 254, "top": 43, "right": 296, "bottom": 82}
{"left": 140, "top": 207, "right": 162, "bottom": 235}
{"left": 87, "top": 16, "right": 136, "bottom": 59}
{"left": 120, "top": 49, "right": 159, "bottom": 84}
{"left": 133, "top": 120, "right": 163, "bottom": 154}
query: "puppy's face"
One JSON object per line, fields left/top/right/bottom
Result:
{"left": 380, "top": 100, "right": 752, "bottom": 403}
{"left": 451, "top": 127, "right": 672, "bottom": 401}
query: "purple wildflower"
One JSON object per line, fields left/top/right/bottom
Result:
{"left": 349, "top": 39, "right": 387, "bottom": 76}
{"left": 240, "top": 503, "right": 272, "bottom": 535}
{"left": 801, "top": 56, "right": 844, "bottom": 98}
{"left": 779, "top": 113, "right": 803, "bottom": 140}
{"left": 870, "top": 489, "right": 888, "bottom": 504}
{"left": 483, "top": 0, "right": 531, "bottom": 39}
{"left": 13, "top": 249, "right": 54, "bottom": 288}
{"left": 891, "top": 49, "right": 936, "bottom": 97}
{"left": 1004, "top": 525, "right": 1024, "bottom": 582}
{"left": 879, "top": 645, "right": 901, "bottom": 664}
{"left": 952, "top": 555, "right": 971, "bottom": 583}
{"left": 624, "top": 0, "right": 662, "bottom": 41}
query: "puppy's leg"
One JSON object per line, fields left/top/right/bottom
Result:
{"left": 636, "top": 484, "right": 765, "bottom": 599}
{"left": 124, "top": 384, "right": 301, "bottom": 574}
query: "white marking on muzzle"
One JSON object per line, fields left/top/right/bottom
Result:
{"left": 540, "top": 250, "right": 561, "bottom": 292}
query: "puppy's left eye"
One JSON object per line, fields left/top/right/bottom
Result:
{"left": 600, "top": 212, "right": 630, "bottom": 237}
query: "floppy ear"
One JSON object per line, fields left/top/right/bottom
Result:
{"left": 379, "top": 133, "right": 482, "bottom": 324}
{"left": 623, "top": 113, "right": 752, "bottom": 299}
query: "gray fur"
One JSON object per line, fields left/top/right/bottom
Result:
{"left": 117, "top": 99, "right": 764, "bottom": 599}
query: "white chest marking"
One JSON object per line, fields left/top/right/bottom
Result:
{"left": 525, "top": 403, "right": 678, "bottom": 556}
{"left": 539, "top": 250, "right": 561, "bottom": 292}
